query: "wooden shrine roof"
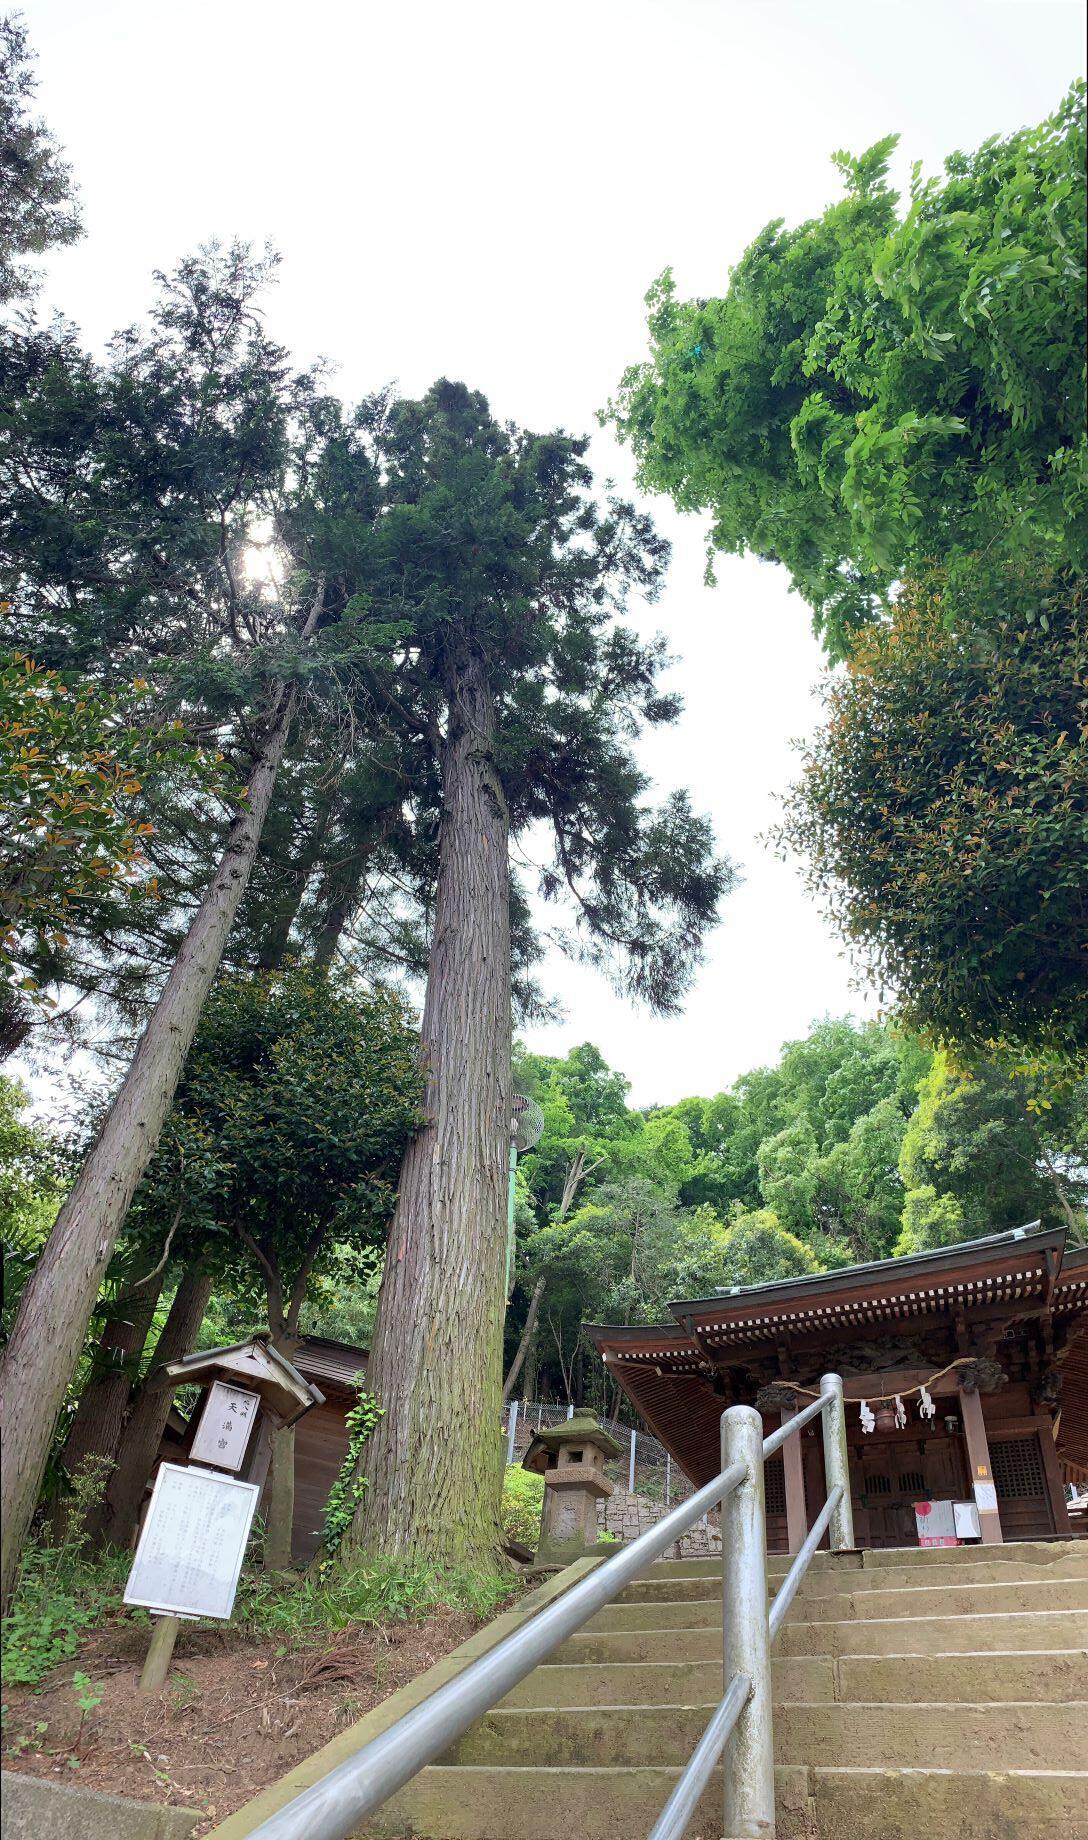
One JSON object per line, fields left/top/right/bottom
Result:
{"left": 587, "top": 1227, "right": 1088, "bottom": 1489}
{"left": 293, "top": 1336, "right": 368, "bottom": 1401}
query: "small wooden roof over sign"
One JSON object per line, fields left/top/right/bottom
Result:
{"left": 161, "top": 1334, "right": 325, "bottom": 1428}
{"left": 521, "top": 1409, "right": 623, "bottom": 1475}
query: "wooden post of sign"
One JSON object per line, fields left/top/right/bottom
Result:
{"left": 139, "top": 1614, "right": 181, "bottom": 1693}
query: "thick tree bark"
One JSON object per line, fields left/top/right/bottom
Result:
{"left": 0, "top": 688, "right": 297, "bottom": 1604}
{"left": 54, "top": 1257, "right": 164, "bottom": 1541}
{"left": 100, "top": 1267, "right": 215, "bottom": 1549}
{"left": 503, "top": 1274, "right": 546, "bottom": 1402}
{"left": 346, "top": 657, "right": 511, "bottom": 1566}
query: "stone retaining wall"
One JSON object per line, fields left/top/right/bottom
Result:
{"left": 596, "top": 1486, "right": 722, "bottom": 1558}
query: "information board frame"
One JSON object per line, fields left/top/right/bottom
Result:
{"left": 189, "top": 1379, "right": 261, "bottom": 1471}
{"left": 124, "top": 1462, "right": 259, "bottom": 1620}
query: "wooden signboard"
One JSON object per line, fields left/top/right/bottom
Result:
{"left": 189, "top": 1381, "right": 260, "bottom": 1472}
{"left": 124, "top": 1463, "right": 259, "bottom": 1621}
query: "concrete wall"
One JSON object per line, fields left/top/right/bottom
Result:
{"left": 0, "top": 1772, "right": 198, "bottom": 1840}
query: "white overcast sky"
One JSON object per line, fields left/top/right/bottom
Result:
{"left": 25, "top": 0, "right": 1086, "bottom": 1107}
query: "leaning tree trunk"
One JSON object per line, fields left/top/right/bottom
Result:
{"left": 100, "top": 1267, "right": 215, "bottom": 1549}
{"left": 54, "top": 1256, "right": 164, "bottom": 1542}
{"left": 346, "top": 657, "right": 511, "bottom": 1567}
{"left": 0, "top": 692, "right": 296, "bottom": 1605}
{"left": 503, "top": 1273, "right": 546, "bottom": 1402}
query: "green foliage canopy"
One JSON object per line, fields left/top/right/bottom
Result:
{"left": 777, "top": 591, "right": 1088, "bottom": 1062}
{"left": 130, "top": 968, "right": 422, "bottom": 1345}
{"left": 609, "top": 83, "right": 1087, "bottom": 660}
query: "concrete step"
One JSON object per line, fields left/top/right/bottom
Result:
{"left": 363, "top": 1763, "right": 1088, "bottom": 1839}
{"left": 443, "top": 1699, "right": 1087, "bottom": 1771}
{"left": 504, "top": 1647, "right": 1088, "bottom": 1708}
{"left": 616, "top": 1554, "right": 1088, "bottom": 1602}
{"left": 798, "top": 1574, "right": 1088, "bottom": 1622}
{"left": 645, "top": 1538, "right": 1086, "bottom": 1582}
{"left": 582, "top": 1573, "right": 1088, "bottom": 1633}
{"left": 558, "top": 1607, "right": 1088, "bottom": 1664}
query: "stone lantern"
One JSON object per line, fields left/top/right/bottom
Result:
{"left": 521, "top": 1410, "right": 622, "bottom": 1568}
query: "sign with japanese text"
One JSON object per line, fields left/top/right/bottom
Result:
{"left": 124, "top": 1463, "right": 259, "bottom": 1620}
{"left": 190, "top": 1381, "right": 260, "bottom": 1472}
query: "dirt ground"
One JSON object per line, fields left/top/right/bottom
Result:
{"left": 1, "top": 1604, "right": 503, "bottom": 1835}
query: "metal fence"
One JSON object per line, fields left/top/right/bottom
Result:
{"left": 502, "top": 1398, "right": 696, "bottom": 1509}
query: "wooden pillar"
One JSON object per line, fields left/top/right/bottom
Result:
{"left": 780, "top": 1404, "right": 808, "bottom": 1554}
{"left": 1036, "top": 1417, "right": 1074, "bottom": 1539}
{"left": 958, "top": 1386, "right": 1003, "bottom": 1544}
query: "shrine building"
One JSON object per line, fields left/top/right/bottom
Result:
{"left": 588, "top": 1225, "right": 1088, "bottom": 1550}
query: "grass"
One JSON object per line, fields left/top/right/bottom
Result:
{"left": 2, "top": 1541, "right": 518, "bottom": 1692}
{"left": 233, "top": 1557, "right": 517, "bottom": 1640}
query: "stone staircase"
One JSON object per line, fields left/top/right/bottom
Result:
{"left": 366, "top": 1539, "right": 1088, "bottom": 1839}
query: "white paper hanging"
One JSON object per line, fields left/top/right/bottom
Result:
{"left": 859, "top": 1400, "right": 875, "bottom": 1434}
{"left": 918, "top": 1385, "right": 936, "bottom": 1421}
{"left": 894, "top": 1394, "right": 907, "bottom": 1429}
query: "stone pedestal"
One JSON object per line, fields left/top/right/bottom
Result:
{"left": 521, "top": 1411, "right": 622, "bottom": 1568}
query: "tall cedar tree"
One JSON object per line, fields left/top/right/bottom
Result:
{"left": 0, "top": 250, "right": 403, "bottom": 1602}
{"left": 0, "top": 14, "right": 81, "bottom": 305}
{"left": 345, "top": 382, "right": 732, "bottom": 1565}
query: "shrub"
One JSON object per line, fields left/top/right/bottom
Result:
{"left": 501, "top": 1467, "right": 544, "bottom": 1547}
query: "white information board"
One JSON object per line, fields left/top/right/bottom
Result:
{"left": 189, "top": 1381, "right": 260, "bottom": 1471}
{"left": 124, "top": 1463, "right": 259, "bottom": 1620}
{"left": 973, "top": 1480, "right": 998, "bottom": 1514}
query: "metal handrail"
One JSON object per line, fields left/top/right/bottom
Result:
{"left": 649, "top": 1379, "right": 852, "bottom": 1840}
{"left": 247, "top": 1454, "right": 748, "bottom": 1840}
{"left": 767, "top": 1483, "right": 842, "bottom": 1642}
{"left": 647, "top": 1670, "right": 752, "bottom": 1840}
{"left": 247, "top": 1372, "right": 855, "bottom": 1840}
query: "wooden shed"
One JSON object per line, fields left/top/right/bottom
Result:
{"left": 289, "top": 1336, "right": 369, "bottom": 1563}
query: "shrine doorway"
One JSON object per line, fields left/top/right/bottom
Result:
{"left": 848, "top": 1429, "right": 969, "bottom": 1549}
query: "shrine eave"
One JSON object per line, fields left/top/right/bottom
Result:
{"left": 587, "top": 1226, "right": 1081, "bottom": 1375}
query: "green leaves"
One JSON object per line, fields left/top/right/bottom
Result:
{"left": 610, "top": 81, "right": 1087, "bottom": 661}
{"left": 777, "top": 587, "right": 1088, "bottom": 1064}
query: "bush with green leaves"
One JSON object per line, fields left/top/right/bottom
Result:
{"left": 500, "top": 1467, "right": 544, "bottom": 1548}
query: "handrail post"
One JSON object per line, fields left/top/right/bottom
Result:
{"left": 819, "top": 1373, "right": 855, "bottom": 1551}
{"left": 720, "top": 1405, "right": 775, "bottom": 1838}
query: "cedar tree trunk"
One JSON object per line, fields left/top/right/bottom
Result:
{"left": 101, "top": 1266, "right": 215, "bottom": 1548}
{"left": 346, "top": 655, "right": 511, "bottom": 1566}
{"left": 54, "top": 1257, "right": 164, "bottom": 1541}
{"left": 0, "top": 692, "right": 295, "bottom": 1604}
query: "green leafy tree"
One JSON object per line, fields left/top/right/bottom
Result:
{"left": 0, "top": 14, "right": 81, "bottom": 304}
{"left": 348, "top": 382, "right": 733, "bottom": 1566}
{"left": 898, "top": 1055, "right": 1064, "bottom": 1249}
{"left": 0, "top": 652, "right": 223, "bottom": 1026}
{"left": 714, "top": 1210, "right": 821, "bottom": 1287}
{"left": 778, "top": 591, "right": 1088, "bottom": 1062}
{"left": 609, "top": 83, "right": 1086, "bottom": 659}
{"left": 0, "top": 247, "right": 419, "bottom": 1600}
{"left": 0, "top": 1073, "right": 66, "bottom": 1337}
{"left": 104, "top": 967, "right": 420, "bottom": 1562}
